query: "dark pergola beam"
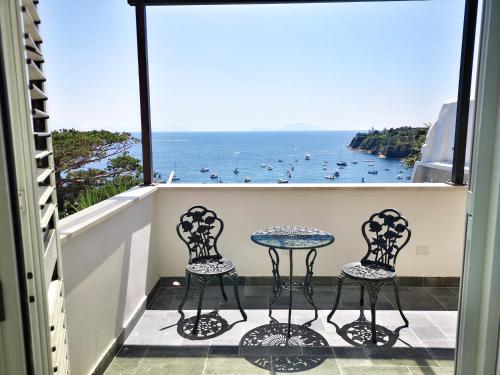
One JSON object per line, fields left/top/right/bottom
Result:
{"left": 129, "top": 0, "right": 419, "bottom": 5}
{"left": 134, "top": 0, "right": 153, "bottom": 185}
{"left": 451, "top": 0, "right": 478, "bottom": 185}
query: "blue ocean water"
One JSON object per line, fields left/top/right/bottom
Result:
{"left": 127, "top": 131, "right": 412, "bottom": 184}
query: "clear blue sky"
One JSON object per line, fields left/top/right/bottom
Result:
{"left": 40, "top": 0, "right": 465, "bottom": 132}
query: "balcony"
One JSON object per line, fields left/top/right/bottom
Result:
{"left": 58, "top": 183, "right": 466, "bottom": 374}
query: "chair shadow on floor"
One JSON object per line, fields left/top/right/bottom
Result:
{"left": 159, "top": 310, "right": 245, "bottom": 340}
{"left": 328, "top": 309, "right": 409, "bottom": 348}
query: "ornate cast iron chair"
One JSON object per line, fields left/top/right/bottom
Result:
{"left": 177, "top": 205, "right": 247, "bottom": 335}
{"left": 327, "top": 209, "right": 411, "bottom": 343}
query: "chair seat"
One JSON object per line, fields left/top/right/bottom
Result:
{"left": 341, "top": 261, "right": 396, "bottom": 281}
{"left": 186, "top": 256, "right": 235, "bottom": 275}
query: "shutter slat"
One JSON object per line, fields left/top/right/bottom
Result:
{"left": 32, "top": 108, "right": 49, "bottom": 119}
{"left": 43, "top": 230, "right": 57, "bottom": 289}
{"left": 39, "top": 185, "right": 54, "bottom": 206}
{"left": 29, "top": 83, "right": 47, "bottom": 100}
{"left": 34, "top": 150, "right": 51, "bottom": 159}
{"left": 40, "top": 203, "right": 55, "bottom": 229}
{"left": 37, "top": 167, "right": 52, "bottom": 183}
{"left": 27, "top": 59, "right": 45, "bottom": 81}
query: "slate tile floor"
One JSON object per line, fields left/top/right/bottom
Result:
{"left": 104, "top": 284, "right": 458, "bottom": 375}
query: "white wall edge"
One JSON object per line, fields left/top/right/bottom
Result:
{"left": 59, "top": 185, "right": 157, "bottom": 244}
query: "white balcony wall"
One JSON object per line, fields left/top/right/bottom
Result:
{"left": 59, "top": 187, "right": 158, "bottom": 375}
{"left": 155, "top": 184, "right": 467, "bottom": 278}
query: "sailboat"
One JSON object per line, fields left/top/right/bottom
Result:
{"left": 277, "top": 164, "right": 289, "bottom": 183}
{"left": 336, "top": 149, "right": 347, "bottom": 166}
{"left": 172, "top": 162, "right": 180, "bottom": 181}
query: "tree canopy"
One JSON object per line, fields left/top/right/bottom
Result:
{"left": 53, "top": 129, "right": 143, "bottom": 217}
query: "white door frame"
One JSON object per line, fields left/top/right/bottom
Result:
{"left": 456, "top": 0, "right": 500, "bottom": 374}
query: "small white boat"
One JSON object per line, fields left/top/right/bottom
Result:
{"left": 200, "top": 167, "right": 209, "bottom": 172}
{"left": 210, "top": 174, "right": 218, "bottom": 179}
{"left": 277, "top": 179, "right": 288, "bottom": 184}
{"left": 305, "top": 154, "right": 311, "bottom": 160}
{"left": 368, "top": 170, "right": 378, "bottom": 175}
{"left": 398, "top": 170, "right": 404, "bottom": 173}
{"left": 323, "top": 166, "right": 327, "bottom": 170}
{"left": 324, "top": 175, "right": 335, "bottom": 180}
{"left": 261, "top": 164, "right": 266, "bottom": 168}
{"left": 233, "top": 168, "right": 239, "bottom": 174}
{"left": 396, "top": 174, "right": 403, "bottom": 180}
{"left": 268, "top": 166, "right": 273, "bottom": 171}
{"left": 244, "top": 177, "right": 252, "bottom": 183}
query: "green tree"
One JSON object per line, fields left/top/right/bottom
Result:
{"left": 53, "top": 129, "right": 143, "bottom": 217}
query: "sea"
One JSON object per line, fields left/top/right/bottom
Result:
{"left": 126, "top": 131, "right": 412, "bottom": 184}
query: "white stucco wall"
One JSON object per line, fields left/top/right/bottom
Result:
{"left": 59, "top": 187, "right": 158, "bottom": 375}
{"left": 155, "top": 184, "right": 467, "bottom": 278}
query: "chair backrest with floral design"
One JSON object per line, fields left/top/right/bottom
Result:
{"left": 176, "top": 205, "right": 224, "bottom": 263}
{"left": 360, "top": 208, "right": 411, "bottom": 270}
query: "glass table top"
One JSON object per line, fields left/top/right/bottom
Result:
{"left": 251, "top": 226, "right": 334, "bottom": 250}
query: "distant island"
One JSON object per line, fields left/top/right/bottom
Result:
{"left": 349, "top": 125, "right": 429, "bottom": 167}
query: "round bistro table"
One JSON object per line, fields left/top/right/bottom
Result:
{"left": 250, "top": 226, "right": 335, "bottom": 339}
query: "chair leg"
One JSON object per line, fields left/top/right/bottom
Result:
{"left": 178, "top": 272, "right": 191, "bottom": 313}
{"left": 230, "top": 271, "right": 247, "bottom": 321}
{"left": 364, "top": 281, "right": 383, "bottom": 344}
{"left": 393, "top": 277, "right": 409, "bottom": 326}
{"left": 370, "top": 297, "right": 377, "bottom": 344}
{"left": 218, "top": 275, "right": 228, "bottom": 302}
{"left": 327, "top": 274, "right": 345, "bottom": 322}
{"left": 360, "top": 285, "right": 365, "bottom": 307}
{"left": 192, "top": 278, "right": 206, "bottom": 335}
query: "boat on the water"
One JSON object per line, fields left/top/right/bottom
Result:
{"left": 334, "top": 170, "right": 340, "bottom": 177}
{"left": 295, "top": 159, "right": 299, "bottom": 163}
{"left": 261, "top": 164, "right": 266, "bottom": 168}
{"left": 172, "top": 162, "right": 180, "bottom": 181}
{"left": 396, "top": 175, "right": 403, "bottom": 180}
{"left": 305, "top": 154, "right": 311, "bottom": 160}
{"left": 384, "top": 168, "right": 390, "bottom": 171}
{"left": 324, "top": 174, "right": 335, "bottom": 180}
{"left": 277, "top": 179, "right": 288, "bottom": 184}
{"left": 278, "top": 159, "right": 283, "bottom": 163}
{"left": 398, "top": 170, "right": 404, "bottom": 173}
{"left": 268, "top": 166, "right": 273, "bottom": 171}
{"left": 368, "top": 163, "right": 374, "bottom": 167}
{"left": 210, "top": 174, "right": 218, "bottom": 179}
{"left": 337, "top": 149, "right": 347, "bottom": 166}
{"left": 200, "top": 167, "right": 209, "bottom": 172}
{"left": 244, "top": 177, "right": 252, "bottom": 182}
{"left": 323, "top": 166, "right": 327, "bottom": 170}
{"left": 233, "top": 168, "right": 239, "bottom": 174}
{"left": 291, "top": 166, "right": 295, "bottom": 171}
{"left": 368, "top": 170, "right": 378, "bottom": 175}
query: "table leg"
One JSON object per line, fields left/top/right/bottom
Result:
{"left": 287, "top": 249, "right": 293, "bottom": 339}
{"left": 268, "top": 247, "right": 282, "bottom": 323}
{"left": 303, "top": 248, "right": 319, "bottom": 326}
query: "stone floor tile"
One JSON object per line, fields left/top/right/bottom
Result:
{"left": 273, "top": 357, "right": 341, "bottom": 375}
{"left": 135, "top": 356, "right": 206, "bottom": 375}
{"left": 408, "top": 366, "right": 454, "bottom": 375}
{"left": 204, "top": 356, "right": 271, "bottom": 375}
{"left": 340, "top": 365, "right": 412, "bottom": 374}
{"left": 410, "top": 325, "right": 448, "bottom": 341}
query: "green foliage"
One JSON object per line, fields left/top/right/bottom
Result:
{"left": 53, "top": 129, "right": 142, "bottom": 218}
{"left": 349, "top": 124, "right": 430, "bottom": 167}
{"left": 71, "top": 177, "right": 139, "bottom": 212}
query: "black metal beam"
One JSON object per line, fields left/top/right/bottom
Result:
{"left": 451, "top": 0, "right": 478, "bottom": 185}
{"left": 134, "top": 1, "right": 154, "bottom": 185}
{"left": 128, "top": 0, "right": 421, "bottom": 6}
